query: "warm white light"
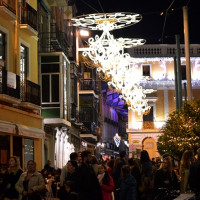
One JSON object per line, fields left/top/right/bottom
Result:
{"left": 80, "top": 29, "right": 89, "bottom": 37}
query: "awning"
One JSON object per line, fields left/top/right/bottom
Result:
{"left": 0, "top": 120, "right": 16, "bottom": 134}
{"left": 17, "top": 124, "right": 45, "bottom": 139}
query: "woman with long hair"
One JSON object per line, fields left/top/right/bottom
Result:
{"left": 180, "top": 150, "right": 194, "bottom": 193}
{"left": 154, "top": 156, "right": 179, "bottom": 191}
{"left": 1, "top": 156, "right": 23, "bottom": 200}
{"left": 97, "top": 164, "right": 114, "bottom": 200}
{"left": 139, "top": 150, "right": 153, "bottom": 199}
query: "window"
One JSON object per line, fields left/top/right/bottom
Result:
{"left": 20, "top": 45, "right": 29, "bottom": 99}
{"left": 42, "top": 74, "right": 59, "bottom": 102}
{"left": 143, "top": 107, "right": 154, "bottom": 122}
{"left": 181, "top": 65, "right": 186, "bottom": 80}
{"left": 142, "top": 65, "right": 150, "bottom": 76}
{"left": 0, "top": 135, "right": 10, "bottom": 168}
{"left": 24, "top": 139, "right": 34, "bottom": 170}
{"left": 41, "top": 56, "right": 60, "bottom": 103}
{"left": 0, "top": 32, "right": 6, "bottom": 61}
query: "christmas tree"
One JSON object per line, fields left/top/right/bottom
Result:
{"left": 157, "top": 99, "right": 200, "bottom": 160}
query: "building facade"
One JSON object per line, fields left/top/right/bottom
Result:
{"left": 127, "top": 44, "right": 200, "bottom": 159}
{"left": 0, "top": 0, "right": 44, "bottom": 170}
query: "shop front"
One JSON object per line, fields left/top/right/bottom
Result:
{"left": 0, "top": 120, "right": 45, "bottom": 171}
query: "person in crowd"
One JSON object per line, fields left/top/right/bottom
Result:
{"left": 91, "top": 155, "right": 99, "bottom": 176}
{"left": 97, "top": 164, "right": 114, "bottom": 200}
{"left": 0, "top": 156, "right": 23, "bottom": 200}
{"left": 154, "top": 156, "right": 179, "bottom": 192}
{"left": 113, "top": 151, "right": 127, "bottom": 200}
{"left": 44, "top": 160, "right": 55, "bottom": 175}
{"left": 60, "top": 152, "right": 78, "bottom": 186}
{"left": 113, "top": 151, "right": 127, "bottom": 188}
{"left": 128, "top": 158, "right": 141, "bottom": 198}
{"left": 180, "top": 150, "right": 194, "bottom": 193}
{"left": 15, "top": 160, "right": 45, "bottom": 200}
{"left": 106, "top": 158, "right": 114, "bottom": 178}
{"left": 59, "top": 160, "right": 79, "bottom": 200}
{"left": 78, "top": 152, "right": 82, "bottom": 166}
{"left": 188, "top": 148, "right": 200, "bottom": 194}
{"left": 139, "top": 150, "right": 153, "bottom": 200}
{"left": 77, "top": 150, "right": 102, "bottom": 200}
{"left": 120, "top": 165, "right": 137, "bottom": 200}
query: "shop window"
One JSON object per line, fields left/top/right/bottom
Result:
{"left": 24, "top": 139, "right": 34, "bottom": 170}
{"left": 13, "top": 136, "right": 22, "bottom": 167}
{"left": 0, "top": 32, "right": 6, "bottom": 61}
{"left": 0, "top": 135, "right": 10, "bottom": 168}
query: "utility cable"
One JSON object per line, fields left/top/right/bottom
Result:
{"left": 80, "top": 0, "right": 100, "bottom": 13}
{"left": 161, "top": 0, "right": 176, "bottom": 44}
{"left": 97, "top": 0, "right": 104, "bottom": 13}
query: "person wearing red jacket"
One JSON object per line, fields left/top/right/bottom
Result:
{"left": 98, "top": 164, "right": 115, "bottom": 200}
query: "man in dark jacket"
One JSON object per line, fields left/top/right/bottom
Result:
{"left": 114, "top": 150, "right": 127, "bottom": 188}
{"left": 113, "top": 151, "right": 127, "bottom": 200}
{"left": 77, "top": 150, "right": 102, "bottom": 200}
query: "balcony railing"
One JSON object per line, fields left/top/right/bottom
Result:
{"left": 0, "top": 66, "right": 20, "bottom": 99}
{"left": 22, "top": 80, "right": 41, "bottom": 106}
{"left": 38, "top": 23, "right": 69, "bottom": 56}
{"left": 80, "top": 79, "right": 96, "bottom": 90}
{"left": 0, "top": 0, "right": 16, "bottom": 14}
{"left": 126, "top": 121, "right": 165, "bottom": 132}
{"left": 20, "top": 2, "right": 37, "bottom": 31}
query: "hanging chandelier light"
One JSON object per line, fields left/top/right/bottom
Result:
{"left": 71, "top": 12, "right": 145, "bottom": 68}
{"left": 71, "top": 12, "right": 155, "bottom": 115}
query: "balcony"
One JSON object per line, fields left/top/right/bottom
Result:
{"left": 0, "top": 66, "right": 21, "bottom": 104}
{"left": 38, "top": 23, "right": 69, "bottom": 56}
{"left": 0, "top": 0, "right": 16, "bottom": 20}
{"left": 20, "top": 80, "right": 41, "bottom": 111}
{"left": 126, "top": 121, "right": 165, "bottom": 132}
{"left": 20, "top": 2, "right": 37, "bottom": 36}
{"left": 79, "top": 78, "right": 99, "bottom": 92}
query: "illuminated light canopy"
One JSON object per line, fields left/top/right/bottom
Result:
{"left": 72, "top": 12, "right": 155, "bottom": 115}
{"left": 71, "top": 12, "right": 142, "bottom": 31}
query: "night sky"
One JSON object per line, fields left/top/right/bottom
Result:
{"left": 74, "top": 0, "right": 199, "bottom": 44}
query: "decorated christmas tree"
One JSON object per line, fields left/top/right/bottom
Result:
{"left": 157, "top": 99, "right": 200, "bottom": 160}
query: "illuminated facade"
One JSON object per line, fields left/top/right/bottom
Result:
{"left": 126, "top": 44, "right": 200, "bottom": 159}
{"left": 0, "top": 0, "right": 44, "bottom": 170}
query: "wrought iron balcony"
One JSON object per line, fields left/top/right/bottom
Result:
{"left": 0, "top": 0, "right": 16, "bottom": 14}
{"left": 38, "top": 23, "right": 69, "bottom": 56}
{"left": 79, "top": 79, "right": 96, "bottom": 90}
{"left": 21, "top": 80, "right": 41, "bottom": 106}
{"left": 20, "top": 2, "right": 37, "bottom": 32}
{"left": 78, "top": 106, "right": 98, "bottom": 134}
{"left": 0, "top": 66, "right": 21, "bottom": 104}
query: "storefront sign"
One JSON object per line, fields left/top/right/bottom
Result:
{"left": 7, "top": 72, "right": 16, "bottom": 89}
{"left": 132, "top": 140, "right": 140, "bottom": 143}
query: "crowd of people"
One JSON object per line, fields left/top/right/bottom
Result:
{"left": 0, "top": 148, "right": 200, "bottom": 200}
